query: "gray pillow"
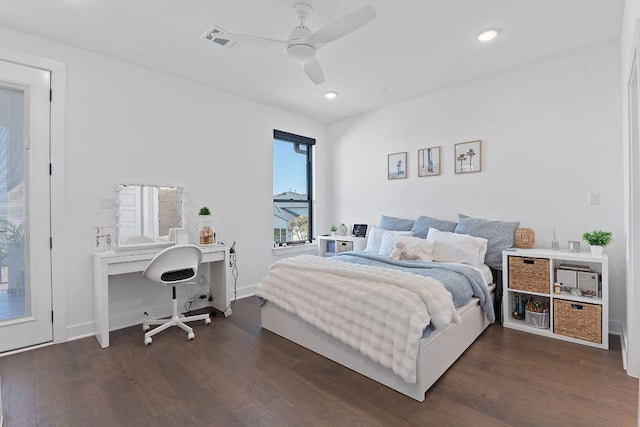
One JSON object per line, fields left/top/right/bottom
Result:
{"left": 379, "top": 215, "right": 415, "bottom": 231}
{"left": 411, "top": 215, "right": 457, "bottom": 238}
{"left": 455, "top": 214, "right": 519, "bottom": 270}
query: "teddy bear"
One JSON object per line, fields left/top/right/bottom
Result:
{"left": 389, "top": 241, "right": 422, "bottom": 261}
{"left": 389, "top": 237, "right": 433, "bottom": 261}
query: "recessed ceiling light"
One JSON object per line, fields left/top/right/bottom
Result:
{"left": 324, "top": 91, "right": 338, "bottom": 100}
{"left": 477, "top": 28, "right": 500, "bottom": 42}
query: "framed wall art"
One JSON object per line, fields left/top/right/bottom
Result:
{"left": 418, "top": 146, "right": 441, "bottom": 177}
{"left": 454, "top": 140, "right": 481, "bottom": 174}
{"left": 388, "top": 152, "right": 407, "bottom": 180}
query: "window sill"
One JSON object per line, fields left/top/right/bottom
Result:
{"left": 272, "top": 243, "right": 318, "bottom": 256}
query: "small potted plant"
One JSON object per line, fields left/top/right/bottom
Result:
{"left": 582, "top": 230, "right": 613, "bottom": 255}
{"left": 330, "top": 225, "right": 337, "bottom": 236}
{"left": 198, "top": 206, "right": 214, "bottom": 245}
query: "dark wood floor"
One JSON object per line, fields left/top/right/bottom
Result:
{"left": 1, "top": 297, "right": 637, "bottom": 426}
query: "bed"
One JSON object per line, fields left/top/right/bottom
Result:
{"left": 256, "top": 214, "right": 516, "bottom": 401}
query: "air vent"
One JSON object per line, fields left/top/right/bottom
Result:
{"left": 201, "top": 25, "right": 241, "bottom": 50}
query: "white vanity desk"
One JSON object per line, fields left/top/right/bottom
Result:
{"left": 93, "top": 244, "right": 231, "bottom": 348}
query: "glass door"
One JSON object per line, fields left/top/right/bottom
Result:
{"left": 0, "top": 60, "right": 52, "bottom": 353}
{"left": 0, "top": 83, "right": 27, "bottom": 321}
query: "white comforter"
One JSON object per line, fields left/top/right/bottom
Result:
{"left": 255, "top": 255, "right": 461, "bottom": 383}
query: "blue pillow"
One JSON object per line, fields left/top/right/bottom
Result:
{"left": 455, "top": 214, "right": 519, "bottom": 270}
{"left": 411, "top": 215, "right": 457, "bottom": 238}
{"left": 379, "top": 215, "right": 415, "bottom": 231}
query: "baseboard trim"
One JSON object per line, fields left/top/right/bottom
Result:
{"left": 65, "top": 321, "right": 94, "bottom": 342}
{"left": 620, "top": 322, "right": 631, "bottom": 375}
{"left": 65, "top": 286, "right": 260, "bottom": 342}
{"left": 609, "top": 319, "right": 624, "bottom": 336}
{"left": 621, "top": 334, "right": 629, "bottom": 373}
{"left": 232, "top": 284, "right": 257, "bottom": 301}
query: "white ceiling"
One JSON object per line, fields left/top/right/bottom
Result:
{"left": 0, "top": 0, "right": 624, "bottom": 123}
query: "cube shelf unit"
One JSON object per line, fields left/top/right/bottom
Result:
{"left": 317, "top": 235, "right": 367, "bottom": 257}
{"left": 502, "top": 248, "right": 608, "bottom": 349}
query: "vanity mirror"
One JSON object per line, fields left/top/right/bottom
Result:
{"left": 115, "top": 184, "right": 183, "bottom": 249}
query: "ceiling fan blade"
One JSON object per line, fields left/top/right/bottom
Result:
{"left": 303, "top": 59, "right": 325, "bottom": 85}
{"left": 306, "top": 5, "right": 376, "bottom": 45}
{"left": 202, "top": 31, "right": 288, "bottom": 47}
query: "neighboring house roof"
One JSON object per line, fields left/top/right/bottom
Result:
{"left": 273, "top": 191, "right": 307, "bottom": 227}
{"left": 273, "top": 190, "right": 306, "bottom": 200}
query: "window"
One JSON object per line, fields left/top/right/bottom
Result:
{"left": 273, "top": 130, "right": 314, "bottom": 245}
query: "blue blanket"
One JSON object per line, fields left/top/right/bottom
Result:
{"left": 332, "top": 251, "right": 495, "bottom": 326}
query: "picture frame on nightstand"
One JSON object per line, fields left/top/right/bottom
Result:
{"left": 352, "top": 224, "right": 368, "bottom": 237}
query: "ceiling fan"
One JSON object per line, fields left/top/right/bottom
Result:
{"left": 203, "top": 2, "right": 377, "bottom": 85}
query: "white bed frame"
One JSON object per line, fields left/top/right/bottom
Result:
{"left": 260, "top": 286, "right": 494, "bottom": 402}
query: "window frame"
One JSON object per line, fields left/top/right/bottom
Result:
{"left": 273, "top": 129, "right": 314, "bottom": 245}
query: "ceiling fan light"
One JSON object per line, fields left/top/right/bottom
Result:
{"left": 477, "top": 28, "right": 500, "bottom": 42}
{"left": 324, "top": 91, "right": 338, "bottom": 100}
{"left": 287, "top": 44, "right": 315, "bottom": 61}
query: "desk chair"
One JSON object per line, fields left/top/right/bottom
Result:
{"left": 142, "top": 244, "right": 211, "bottom": 345}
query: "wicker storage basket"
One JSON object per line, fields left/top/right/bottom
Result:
{"left": 553, "top": 300, "right": 602, "bottom": 343}
{"left": 508, "top": 256, "right": 550, "bottom": 294}
{"left": 336, "top": 241, "right": 353, "bottom": 253}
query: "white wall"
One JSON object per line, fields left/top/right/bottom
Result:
{"left": 328, "top": 43, "right": 624, "bottom": 325}
{"left": 0, "top": 23, "right": 625, "bottom": 349}
{"left": 0, "top": 25, "right": 328, "bottom": 339}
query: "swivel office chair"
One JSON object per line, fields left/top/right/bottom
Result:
{"left": 142, "top": 244, "right": 211, "bottom": 345}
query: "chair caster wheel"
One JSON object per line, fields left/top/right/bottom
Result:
{"left": 144, "top": 337, "right": 152, "bottom": 345}
{"left": 205, "top": 317, "right": 211, "bottom": 325}
{"left": 142, "top": 324, "right": 150, "bottom": 332}
{"left": 187, "top": 332, "right": 195, "bottom": 340}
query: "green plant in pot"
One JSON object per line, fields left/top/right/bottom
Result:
{"left": 582, "top": 230, "right": 612, "bottom": 255}
{"left": 0, "top": 220, "right": 24, "bottom": 288}
{"left": 330, "top": 225, "right": 337, "bottom": 235}
{"left": 197, "top": 207, "right": 214, "bottom": 244}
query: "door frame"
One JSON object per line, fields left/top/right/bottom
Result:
{"left": 0, "top": 47, "right": 66, "bottom": 348}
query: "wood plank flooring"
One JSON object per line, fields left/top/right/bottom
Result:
{"left": 0, "top": 297, "right": 637, "bottom": 426}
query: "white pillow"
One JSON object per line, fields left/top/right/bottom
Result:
{"left": 387, "top": 235, "right": 434, "bottom": 261}
{"left": 364, "top": 226, "right": 384, "bottom": 253}
{"left": 379, "top": 231, "right": 414, "bottom": 256}
{"left": 365, "top": 226, "right": 411, "bottom": 254}
{"left": 426, "top": 228, "right": 488, "bottom": 266}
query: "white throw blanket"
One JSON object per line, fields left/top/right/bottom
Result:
{"left": 255, "top": 255, "right": 461, "bottom": 383}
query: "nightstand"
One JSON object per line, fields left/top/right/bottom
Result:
{"left": 317, "top": 235, "right": 367, "bottom": 257}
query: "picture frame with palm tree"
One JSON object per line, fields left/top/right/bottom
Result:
{"left": 388, "top": 152, "right": 407, "bottom": 180}
{"left": 454, "top": 140, "right": 482, "bottom": 174}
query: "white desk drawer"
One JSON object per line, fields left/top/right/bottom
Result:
{"left": 202, "top": 251, "right": 224, "bottom": 262}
